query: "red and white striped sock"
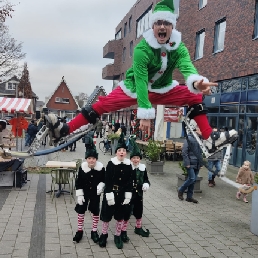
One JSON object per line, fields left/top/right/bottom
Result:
{"left": 115, "top": 220, "right": 123, "bottom": 236}
{"left": 77, "top": 214, "right": 84, "bottom": 231}
{"left": 122, "top": 220, "right": 129, "bottom": 231}
{"left": 92, "top": 215, "right": 99, "bottom": 232}
{"left": 102, "top": 222, "right": 109, "bottom": 234}
{"left": 136, "top": 218, "right": 142, "bottom": 228}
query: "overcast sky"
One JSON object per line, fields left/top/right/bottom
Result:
{"left": 5, "top": 0, "right": 136, "bottom": 101}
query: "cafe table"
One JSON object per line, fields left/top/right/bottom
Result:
{"left": 46, "top": 161, "right": 77, "bottom": 198}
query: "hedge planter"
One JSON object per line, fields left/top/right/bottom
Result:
{"left": 250, "top": 184, "right": 258, "bottom": 236}
{"left": 176, "top": 173, "right": 203, "bottom": 193}
{"left": 146, "top": 160, "right": 164, "bottom": 174}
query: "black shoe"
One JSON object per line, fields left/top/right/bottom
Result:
{"left": 73, "top": 231, "right": 83, "bottom": 243}
{"left": 186, "top": 197, "right": 199, "bottom": 203}
{"left": 212, "top": 175, "right": 216, "bottom": 186}
{"left": 99, "top": 233, "right": 108, "bottom": 248}
{"left": 134, "top": 227, "right": 150, "bottom": 237}
{"left": 121, "top": 231, "right": 130, "bottom": 243}
{"left": 178, "top": 190, "right": 184, "bottom": 200}
{"left": 114, "top": 235, "right": 123, "bottom": 249}
{"left": 91, "top": 231, "right": 99, "bottom": 243}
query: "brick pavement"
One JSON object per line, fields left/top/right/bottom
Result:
{"left": 0, "top": 138, "right": 257, "bottom": 257}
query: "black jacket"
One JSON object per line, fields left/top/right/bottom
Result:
{"left": 182, "top": 133, "right": 203, "bottom": 169}
{"left": 132, "top": 163, "right": 150, "bottom": 197}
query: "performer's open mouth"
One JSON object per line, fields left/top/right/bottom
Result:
{"left": 158, "top": 32, "right": 167, "bottom": 39}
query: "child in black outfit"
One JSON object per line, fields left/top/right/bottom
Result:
{"left": 73, "top": 137, "right": 105, "bottom": 243}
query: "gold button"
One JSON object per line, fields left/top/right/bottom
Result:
{"left": 91, "top": 175, "right": 93, "bottom": 177}
{"left": 121, "top": 170, "right": 123, "bottom": 172}
{"left": 136, "top": 190, "right": 138, "bottom": 192}
{"left": 119, "top": 178, "right": 121, "bottom": 180}
{"left": 90, "top": 187, "right": 92, "bottom": 189}
{"left": 137, "top": 180, "right": 139, "bottom": 183}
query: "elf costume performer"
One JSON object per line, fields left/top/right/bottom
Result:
{"left": 99, "top": 133, "right": 133, "bottom": 249}
{"left": 73, "top": 137, "right": 105, "bottom": 244}
{"left": 47, "top": 0, "right": 237, "bottom": 152}
{"left": 121, "top": 138, "right": 150, "bottom": 243}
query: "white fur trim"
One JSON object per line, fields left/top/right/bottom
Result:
{"left": 111, "top": 157, "right": 131, "bottom": 165}
{"left": 76, "top": 189, "right": 84, "bottom": 196}
{"left": 143, "top": 29, "right": 181, "bottom": 51}
{"left": 81, "top": 161, "right": 103, "bottom": 173}
{"left": 149, "top": 10, "right": 177, "bottom": 28}
{"left": 139, "top": 163, "right": 146, "bottom": 171}
{"left": 119, "top": 81, "right": 137, "bottom": 98}
{"left": 106, "top": 192, "right": 114, "bottom": 200}
{"left": 125, "top": 192, "right": 132, "bottom": 199}
{"left": 97, "top": 182, "right": 105, "bottom": 189}
{"left": 149, "top": 80, "right": 179, "bottom": 94}
{"left": 137, "top": 107, "right": 156, "bottom": 119}
{"left": 186, "top": 74, "right": 209, "bottom": 94}
{"left": 131, "top": 163, "right": 146, "bottom": 171}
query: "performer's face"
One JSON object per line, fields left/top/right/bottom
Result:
{"left": 153, "top": 20, "right": 173, "bottom": 44}
{"left": 131, "top": 156, "right": 141, "bottom": 166}
{"left": 86, "top": 157, "right": 97, "bottom": 168}
{"left": 116, "top": 148, "right": 127, "bottom": 161}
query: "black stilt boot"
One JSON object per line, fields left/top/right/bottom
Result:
{"left": 99, "top": 233, "right": 108, "bottom": 248}
{"left": 73, "top": 231, "right": 83, "bottom": 243}
{"left": 91, "top": 231, "right": 99, "bottom": 243}
{"left": 134, "top": 227, "right": 150, "bottom": 237}
{"left": 121, "top": 231, "right": 130, "bottom": 243}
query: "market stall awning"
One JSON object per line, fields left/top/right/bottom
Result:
{"left": 0, "top": 97, "right": 34, "bottom": 114}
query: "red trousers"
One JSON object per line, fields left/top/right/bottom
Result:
{"left": 69, "top": 85, "right": 212, "bottom": 139}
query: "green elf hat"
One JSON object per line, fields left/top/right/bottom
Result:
{"left": 149, "top": 0, "right": 177, "bottom": 28}
{"left": 115, "top": 132, "right": 127, "bottom": 153}
{"left": 85, "top": 137, "right": 98, "bottom": 159}
{"left": 129, "top": 138, "right": 142, "bottom": 159}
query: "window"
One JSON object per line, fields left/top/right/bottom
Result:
{"left": 6, "top": 83, "right": 16, "bottom": 90}
{"left": 124, "top": 22, "right": 127, "bottom": 37}
{"left": 195, "top": 29, "right": 205, "bottom": 60}
{"left": 123, "top": 47, "right": 126, "bottom": 62}
{"left": 130, "top": 41, "right": 133, "bottom": 57}
{"left": 115, "top": 29, "right": 121, "bottom": 40}
{"left": 254, "top": 0, "right": 258, "bottom": 39}
{"left": 55, "top": 97, "right": 69, "bottom": 103}
{"left": 136, "top": 6, "right": 152, "bottom": 38}
{"left": 199, "top": 0, "right": 207, "bottom": 9}
{"left": 129, "top": 16, "right": 132, "bottom": 32}
{"left": 213, "top": 18, "right": 226, "bottom": 53}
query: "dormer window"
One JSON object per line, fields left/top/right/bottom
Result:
{"left": 6, "top": 82, "right": 16, "bottom": 90}
{"left": 55, "top": 97, "right": 70, "bottom": 103}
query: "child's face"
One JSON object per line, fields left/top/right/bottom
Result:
{"left": 116, "top": 148, "right": 127, "bottom": 160}
{"left": 243, "top": 162, "right": 249, "bottom": 170}
{"left": 86, "top": 157, "right": 97, "bottom": 167}
{"left": 131, "top": 156, "right": 141, "bottom": 166}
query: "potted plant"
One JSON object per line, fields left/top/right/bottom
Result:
{"left": 145, "top": 140, "right": 164, "bottom": 174}
{"left": 176, "top": 161, "right": 203, "bottom": 193}
{"left": 250, "top": 173, "right": 258, "bottom": 236}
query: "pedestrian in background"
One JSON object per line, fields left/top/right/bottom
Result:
{"left": 178, "top": 125, "right": 203, "bottom": 204}
{"left": 208, "top": 127, "right": 223, "bottom": 187}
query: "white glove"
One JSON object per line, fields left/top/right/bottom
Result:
{"left": 97, "top": 182, "right": 105, "bottom": 195}
{"left": 106, "top": 192, "right": 115, "bottom": 206}
{"left": 122, "top": 192, "right": 132, "bottom": 205}
{"left": 77, "top": 195, "right": 85, "bottom": 205}
{"left": 142, "top": 183, "right": 150, "bottom": 192}
{"left": 72, "top": 124, "right": 90, "bottom": 134}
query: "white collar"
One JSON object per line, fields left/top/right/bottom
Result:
{"left": 131, "top": 163, "right": 146, "bottom": 171}
{"left": 111, "top": 157, "right": 131, "bottom": 165}
{"left": 81, "top": 161, "right": 103, "bottom": 173}
{"left": 143, "top": 29, "right": 181, "bottom": 51}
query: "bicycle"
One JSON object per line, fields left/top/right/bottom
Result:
{"left": 99, "top": 137, "right": 112, "bottom": 155}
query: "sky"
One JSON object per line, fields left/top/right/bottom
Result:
{"left": 5, "top": 0, "right": 136, "bottom": 101}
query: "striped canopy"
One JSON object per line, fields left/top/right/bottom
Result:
{"left": 0, "top": 97, "right": 34, "bottom": 114}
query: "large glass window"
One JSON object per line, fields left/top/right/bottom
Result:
{"left": 254, "top": 0, "right": 258, "bottom": 39}
{"left": 115, "top": 29, "right": 121, "bottom": 40}
{"left": 124, "top": 22, "right": 127, "bottom": 37}
{"left": 123, "top": 47, "right": 126, "bottom": 62}
{"left": 199, "top": 0, "right": 207, "bottom": 9}
{"left": 221, "top": 78, "right": 241, "bottom": 93}
{"left": 195, "top": 29, "right": 205, "bottom": 60}
{"left": 248, "top": 74, "right": 258, "bottom": 89}
{"left": 129, "top": 16, "right": 132, "bottom": 32}
{"left": 214, "top": 18, "right": 226, "bottom": 53}
{"left": 136, "top": 6, "right": 152, "bottom": 38}
{"left": 130, "top": 41, "right": 133, "bottom": 57}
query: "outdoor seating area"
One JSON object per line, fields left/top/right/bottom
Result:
{"left": 136, "top": 139, "right": 184, "bottom": 161}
